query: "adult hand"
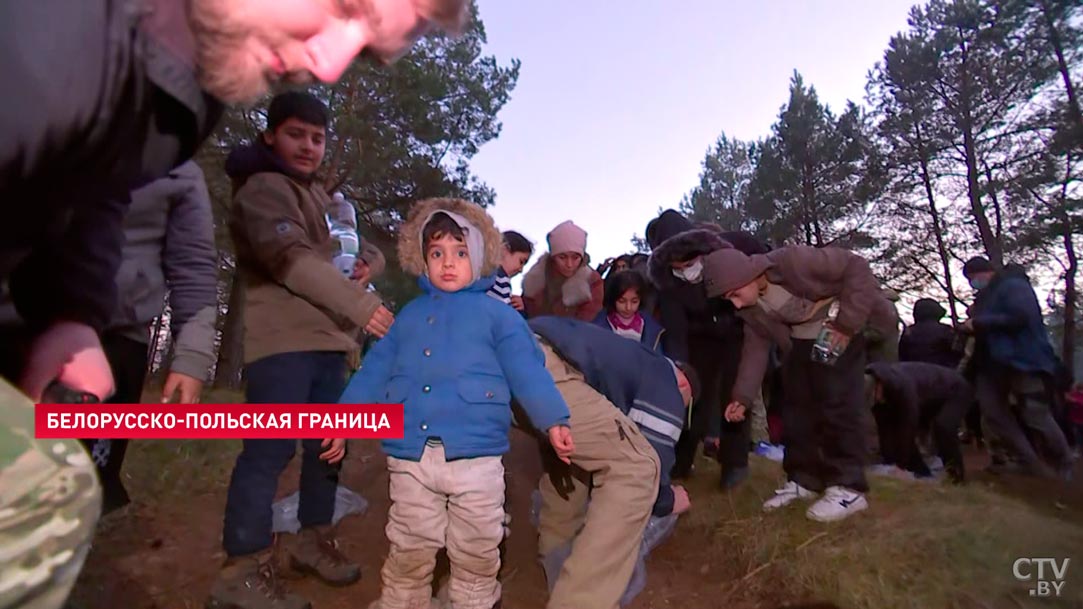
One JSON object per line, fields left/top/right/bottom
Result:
{"left": 21, "top": 321, "right": 114, "bottom": 402}
{"left": 724, "top": 401, "right": 746, "bottom": 423}
{"left": 823, "top": 323, "right": 852, "bottom": 354}
{"left": 320, "top": 438, "right": 347, "bottom": 464}
{"left": 162, "top": 371, "right": 204, "bottom": 403}
{"left": 548, "top": 425, "right": 574, "bottom": 464}
{"left": 365, "top": 305, "right": 394, "bottom": 338}
{"left": 671, "top": 485, "right": 691, "bottom": 515}
{"left": 510, "top": 295, "right": 525, "bottom": 311}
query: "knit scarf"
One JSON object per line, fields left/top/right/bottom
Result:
{"left": 608, "top": 311, "right": 644, "bottom": 333}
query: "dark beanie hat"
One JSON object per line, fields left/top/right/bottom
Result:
{"left": 962, "top": 256, "right": 994, "bottom": 278}
{"left": 913, "top": 298, "right": 946, "bottom": 323}
{"left": 702, "top": 248, "right": 773, "bottom": 298}
{"left": 645, "top": 210, "right": 694, "bottom": 250}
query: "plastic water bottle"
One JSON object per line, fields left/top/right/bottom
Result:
{"left": 328, "top": 192, "right": 359, "bottom": 277}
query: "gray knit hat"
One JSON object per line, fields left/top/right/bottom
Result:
{"left": 702, "top": 248, "right": 773, "bottom": 298}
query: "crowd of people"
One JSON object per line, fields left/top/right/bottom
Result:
{"left": 2, "top": 2, "right": 1081, "bottom": 609}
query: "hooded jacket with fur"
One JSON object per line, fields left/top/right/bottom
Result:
{"left": 227, "top": 142, "right": 384, "bottom": 363}
{"left": 646, "top": 224, "right": 766, "bottom": 362}
{"left": 522, "top": 254, "right": 604, "bottom": 321}
{"left": 340, "top": 198, "right": 569, "bottom": 461}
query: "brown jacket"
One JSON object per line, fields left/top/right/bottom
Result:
{"left": 230, "top": 173, "right": 382, "bottom": 363}
{"left": 730, "top": 246, "right": 896, "bottom": 405}
{"left": 522, "top": 253, "right": 604, "bottom": 321}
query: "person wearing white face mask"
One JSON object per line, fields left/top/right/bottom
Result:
{"left": 644, "top": 210, "right": 769, "bottom": 490}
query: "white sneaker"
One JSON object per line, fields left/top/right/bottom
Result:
{"left": 806, "top": 486, "right": 868, "bottom": 522}
{"left": 762, "top": 480, "right": 817, "bottom": 511}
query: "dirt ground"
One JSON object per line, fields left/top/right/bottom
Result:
{"left": 69, "top": 429, "right": 1083, "bottom": 609}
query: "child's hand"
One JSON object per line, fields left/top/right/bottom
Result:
{"left": 724, "top": 401, "right": 746, "bottom": 422}
{"left": 510, "top": 295, "right": 525, "bottom": 311}
{"left": 320, "top": 438, "right": 347, "bottom": 464}
{"left": 365, "top": 306, "right": 395, "bottom": 337}
{"left": 548, "top": 425, "right": 574, "bottom": 464}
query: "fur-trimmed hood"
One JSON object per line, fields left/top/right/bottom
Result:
{"left": 397, "top": 198, "right": 502, "bottom": 280}
{"left": 647, "top": 229, "right": 729, "bottom": 290}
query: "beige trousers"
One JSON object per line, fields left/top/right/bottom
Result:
{"left": 380, "top": 445, "right": 504, "bottom": 609}
{"left": 536, "top": 342, "right": 661, "bottom": 609}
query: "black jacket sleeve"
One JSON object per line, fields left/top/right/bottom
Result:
{"left": 659, "top": 292, "right": 690, "bottom": 362}
{"left": 10, "top": 193, "right": 128, "bottom": 332}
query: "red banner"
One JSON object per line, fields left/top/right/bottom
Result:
{"left": 34, "top": 403, "right": 404, "bottom": 440}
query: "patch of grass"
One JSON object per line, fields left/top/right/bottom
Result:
{"left": 683, "top": 456, "right": 1083, "bottom": 609}
{"left": 123, "top": 387, "right": 245, "bottom": 498}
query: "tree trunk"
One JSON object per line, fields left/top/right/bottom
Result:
{"left": 956, "top": 32, "right": 1003, "bottom": 267}
{"left": 213, "top": 277, "right": 246, "bottom": 390}
{"left": 984, "top": 162, "right": 1004, "bottom": 247}
{"left": 1063, "top": 218, "right": 1077, "bottom": 374}
{"left": 802, "top": 160, "right": 821, "bottom": 246}
{"left": 1040, "top": 0, "right": 1083, "bottom": 148}
{"left": 915, "top": 123, "right": 961, "bottom": 324}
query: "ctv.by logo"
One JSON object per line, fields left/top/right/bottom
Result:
{"left": 1013, "top": 558, "right": 1070, "bottom": 597}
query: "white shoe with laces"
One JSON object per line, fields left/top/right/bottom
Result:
{"left": 762, "top": 480, "right": 817, "bottom": 511}
{"left": 805, "top": 486, "right": 868, "bottom": 522}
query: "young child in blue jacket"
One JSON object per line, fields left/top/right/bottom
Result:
{"left": 339, "top": 197, "right": 574, "bottom": 609}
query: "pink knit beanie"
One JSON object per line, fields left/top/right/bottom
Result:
{"left": 547, "top": 220, "right": 587, "bottom": 256}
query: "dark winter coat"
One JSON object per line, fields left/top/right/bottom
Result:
{"left": 530, "top": 316, "right": 686, "bottom": 516}
{"left": 971, "top": 267, "right": 1059, "bottom": 375}
{"left": 899, "top": 299, "right": 960, "bottom": 368}
{"left": 647, "top": 225, "right": 766, "bottom": 362}
{"left": 866, "top": 361, "right": 971, "bottom": 414}
{"left": 1, "top": 0, "right": 223, "bottom": 333}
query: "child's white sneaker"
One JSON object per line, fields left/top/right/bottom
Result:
{"left": 762, "top": 480, "right": 817, "bottom": 511}
{"left": 805, "top": 486, "right": 868, "bottom": 522}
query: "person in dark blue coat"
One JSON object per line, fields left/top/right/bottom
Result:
{"left": 962, "top": 257, "right": 1072, "bottom": 479}
{"left": 530, "top": 316, "right": 697, "bottom": 516}
{"left": 592, "top": 270, "right": 665, "bottom": 352}
{"left": 526, "top": 316, "right": 698, "bottom": 609}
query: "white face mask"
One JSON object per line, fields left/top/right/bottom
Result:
{"left": 672, "top": 259, "right": 704, "bottom": 284}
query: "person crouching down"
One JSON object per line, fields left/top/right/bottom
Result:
{"left": 703, "top": 245, "right": 897, "bottom": 522}
{"left": 339, "top": 198, "right": 574, "bottom": 609}
{"left": 865, "top": 361, "right": 971, "bottom": 483}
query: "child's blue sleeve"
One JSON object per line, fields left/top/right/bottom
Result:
{"left": 493, "top": 308, "right": 570, "bottom": 431}
{"left": 339, "top": 325, "right": 399, "bottom": 404}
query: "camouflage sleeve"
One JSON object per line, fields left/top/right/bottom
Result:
{"left": 0, "top": 379, "right": 101, "bottom": 609}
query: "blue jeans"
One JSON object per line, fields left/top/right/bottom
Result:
{"left": 223, "top": 351, "right": 348, "bottom": 557}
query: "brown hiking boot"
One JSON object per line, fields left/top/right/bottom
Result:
{"left": 284, "top": 525, "right": 361, "bottom": 586}
{"left": 205, "top": 549, "right": 311, "bottom": 609}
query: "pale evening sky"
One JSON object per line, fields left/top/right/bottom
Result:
{"left": 469, "top": 0, "right": 918, "bottom": 288}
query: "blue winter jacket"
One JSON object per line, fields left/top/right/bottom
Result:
{"left": 971, "top": 268, "right": 1058, "bottom": 375}
{"left": 340, "top": 276, "right": 570, "bottom": 461}
{"left": 529, "top": 316, "right": 686, "bottom": 516}
{"left": 591, "top": 310, "right": 666, "bottom": 354}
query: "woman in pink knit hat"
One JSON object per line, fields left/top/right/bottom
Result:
{"left": 522, "top": 220, "right": 604, "bottom": 321}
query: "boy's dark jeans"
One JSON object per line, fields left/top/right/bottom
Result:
{"left": 223, "top": 350, "right": 348, "bottom": 557}
{"left": 781, "top": 336, "right": 869, "bottom": 493}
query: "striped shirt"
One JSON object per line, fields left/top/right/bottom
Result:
{"left": 486, "top": 267, "right": 512, "bottom": 304}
